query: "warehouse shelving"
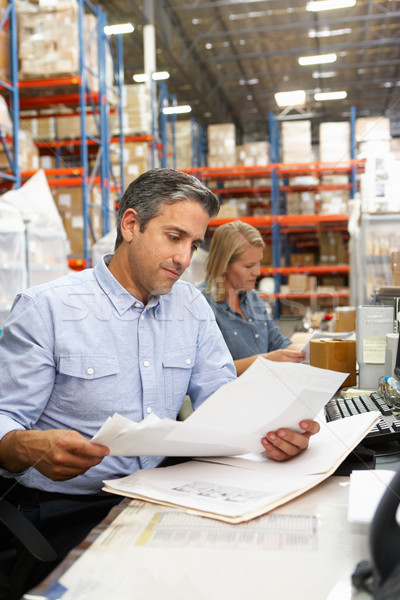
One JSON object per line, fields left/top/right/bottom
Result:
{"left": 201, "top": 159, "right": 363, "bottom": 317}
{"left": 2, "top": 0, "right": 127, "bottom": 267}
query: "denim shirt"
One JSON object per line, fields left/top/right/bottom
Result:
{"left": 199, "top": 284, "right": 291, "bottom": 360}
{"left": 0, "top": 256, "right": 236, "bottom": 494}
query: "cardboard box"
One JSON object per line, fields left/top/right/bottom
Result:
{"left": 288, "top": 274, "right": 308, "bottom": 292}
{"left": 335, "top": 306, "right": 356, "bottom": 332}
{"left": 310, "top": 338, "right": 356, "bottom": 387}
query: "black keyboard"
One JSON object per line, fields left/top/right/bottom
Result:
{"left": 325, "top": 392, "right": 400, "bottom": 446}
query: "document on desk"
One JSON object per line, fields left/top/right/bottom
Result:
{"left": 103, "top": 411, "right": 380, "bottom": 523}
{"left": 92, "top": 357, "right": 348, "bottom": 457}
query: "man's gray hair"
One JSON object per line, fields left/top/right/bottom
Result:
{"left": 115, "top": 168, "right": 220, "bottom": 250}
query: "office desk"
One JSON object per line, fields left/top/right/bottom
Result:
{"left": 24, "top": 474, "right": 378, "bottom": 600}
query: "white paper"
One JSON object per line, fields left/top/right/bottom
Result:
{"left": 348, "top": 469, "right": 399, "bottom": 524}
{"left": 92, "top": 358, "right": 348, "bottom": 457}
{"left": 302, "top": 330, "right": 355, "bottom": 362}
{"left": 103, "top": 412, "right": 379, "bottom": 519}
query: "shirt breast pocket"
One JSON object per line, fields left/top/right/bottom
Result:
{"left": 162, "top": 347, "right": 195, "bottom": 412}
{"left": 53, "top": 354, "right": 120, "bottom": 417}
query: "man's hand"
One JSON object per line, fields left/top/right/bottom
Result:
{"left": 0, "top": 429, "right": 110, "bottom": 481}
{"left": 261, "top": 419, "right": 320, "bottom": 462}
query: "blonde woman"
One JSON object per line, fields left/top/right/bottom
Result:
{"left": 199, "top": 221, "right": 305, "bottom": 375}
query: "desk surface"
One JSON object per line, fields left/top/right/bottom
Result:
{"left": 23, "top": 472, "right": 387, "bottom": 600}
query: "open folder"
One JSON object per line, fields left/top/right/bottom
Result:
{"left": 103, "top": 413, "right": 379, "bottom": 523}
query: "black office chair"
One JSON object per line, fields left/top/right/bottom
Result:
{"left": 352, "top": 467, "right": 400, "bottom": 599}
{"left": 0, "top": 497, "right": 57, "bottom": 600}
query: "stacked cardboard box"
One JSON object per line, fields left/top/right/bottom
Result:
{"left": 20, "top": 111, "right": 56, "bottom": 141}
{"left": 18, "top": 0, "right": 79, "bottom": 78}
{"left": 166, "top": 120, "right": 195, "bottom": 170}
{"left": 207, "top": 124, "right": 236, "bottom": 167}
{"left": 52, "top": 186, "right": 107, "bottom": 257}
{"left": 359, "top": 153, "right": 400, "bottom": 212}
{"left": 17, "top": 1, "right": 115, "bottom": 100}
{"left": 55, "top": 107, "right": 99, "bottom": 140}
{"left": 319, "top": 122, "right": 350, "bottom": 163}
{"left": 0, "top": 0, "right": 8, "bottom": 82}
{"left": 0, "top": 130, "right": 39, "bottom": 172}
{"left": 236, "top": 141, "right": 270, "bottom": 166}
{"left": 109, "top": 141, "right": 152, "bottom": 190}
{"left": 318, "top": 231, "right": 348, "bottom": 265}
{"left": 281, "top": 121, "right": 313, "bottom": 163}
{"left": 114, "top": 84, "right": 152, "bottom": 136}
{"left": 0, "top": 95, "right": 12, "bottom": 133}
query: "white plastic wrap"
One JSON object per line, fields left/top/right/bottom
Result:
{"left": 0, "top": 201, "right": 27, "bottom": 329}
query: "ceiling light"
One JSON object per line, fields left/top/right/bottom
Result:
{"left": 274, "top": 90, "right": 306, "bottom": 107}
{"left": 299, "top": 53, "right": 337, "bottom": 66}
{"left": 314, "top": 90, "right": 347, "bottom": 101}
{"left": 162, "top": 105, "right": 192, "bottom": 115}
{"left": 133, "top": 71, "right": 170, "bottom": 82}
{"left": 104, "top": 23, "right": 134, "bottom": 35}
{"left": 312, "top": 71, "right": 337, "bottom": 78}
{"left": 306, "top": 0, "right": 356, "bottom": 11}
{"left": 205, "top": 43, "right": 213, "bottom": 49}
{"left": 309, "top": 27, "right": 351, "bottom": 38}
{"left": 239, "top": 78, "right": 259, "bottom": 86}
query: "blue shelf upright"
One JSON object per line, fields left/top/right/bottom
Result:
{"left": 0, "top": 0, "right": 20, "bottom": 188}
{"left": 269, "top": 111, "right": 282, "bottom": 319}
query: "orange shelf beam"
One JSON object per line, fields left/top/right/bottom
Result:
{"left": 208, "top": 214, "right": 349, "bottom": 228}
{"left": 259, "top": 291, "right": 350, "bottom": 300}
{"left": 19, "top": 76, "right": 81, "bottom": 88}
{"left": 35, "top": 135, "right": 153, "bottom": 149}
{"left": 260, "top": 265, "right": 350, "bottom": 276}
{"left": 19, "top": 92, "right": 99, "bottom": 109}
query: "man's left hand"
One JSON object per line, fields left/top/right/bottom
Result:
{"left": 261, "top": 420, "right": 320, "bottom": 461}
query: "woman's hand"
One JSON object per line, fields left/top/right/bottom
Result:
{"left": 263, "top": 348, "right": 306, "bottom": 363}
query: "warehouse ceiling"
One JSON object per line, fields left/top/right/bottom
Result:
{"left": 96, "top": 0, "right": 400, "bottom": 143}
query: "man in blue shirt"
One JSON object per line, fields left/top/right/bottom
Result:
{"left": 0, "top": 169, "right": 319, "bottom": 590}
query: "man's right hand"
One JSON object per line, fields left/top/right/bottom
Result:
{"left": 0, "top": 429, "right": 110, "bottom": 481}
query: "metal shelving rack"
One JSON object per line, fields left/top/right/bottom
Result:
{"left": 13, "top": 0, "right": 123, "bottom": 268}
{"left": 193, "top": 110, "right": 364, "bottom": 317}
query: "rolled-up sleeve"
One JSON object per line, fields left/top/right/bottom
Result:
{"left": 0, "top": 294, "right": 56, "bottom": 440}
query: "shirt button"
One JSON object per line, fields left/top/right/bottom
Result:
{"left": 135, "top": 302, "right": 141, "bottom": 308}
{"left": 143, "top": 360, "right": 150, "bottom": 367}
{"left": 146, "top": 407, "right": 152, "bottom": 414}
{"left": 233, "top": 331, "right": 237, "bottom": 335}
{"left": 255, "top": 334, "right": 259, "bottom": 338}
{"left": 140, "top": 315, "right": 144, "bottom": 320}
{"left": 249, "top": 318, "right": 253, "bottom": 322}
{"left": 185, "top": 358, "right": 191, "bottom": 365}
{"left": 87, "top": 368, "right": 94, "bottom": 375}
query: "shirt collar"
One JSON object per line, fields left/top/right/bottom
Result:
{"left": 94, "top": 254, "right": 160, "bottom": 315}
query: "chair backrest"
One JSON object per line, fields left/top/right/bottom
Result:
{"left": 0, "top": 498, "right": 57, "bottom": 600}
{"left": 370, "top": 468, "right": 400, "bottom": 583}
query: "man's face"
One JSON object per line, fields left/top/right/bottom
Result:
{"left": 123, "top": 200, "right": 209, "bottom": 303}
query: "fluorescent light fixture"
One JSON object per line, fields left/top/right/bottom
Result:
{"left": 309, "top": 27, "right": 351, "bottom": 38}
{"left": 162, "top": 105, "right": 192, "bottom": 115}
{"left": 239, "top": 78, "right": 259, "bottom": 86}
{"left": 314, "top": 90, "right": 347, "bottom": 101}
{"left": 274, "top": 90, "right": 306, "bottom": 107}
{"left": 133, "top": 71, "right": 170, "bottom": 82}
{"left": 307, "top": 0, "right": 356, "bottom": 11}
{"left": 299, "top": 53, "right": 337, "bottom": 66}
{"left": 312, "top": 71, "right": 337, "bottom": 78}
{"left": 104, "top": 23, "right": 134, "bottom": 35}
